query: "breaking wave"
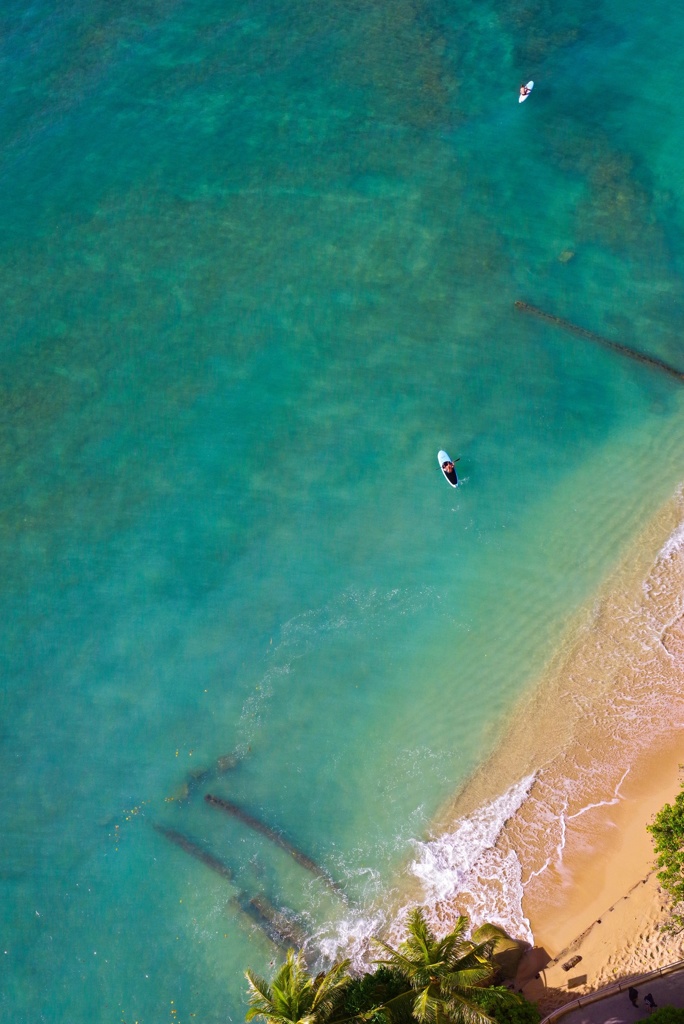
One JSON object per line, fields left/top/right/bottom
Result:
{"left": 317, "top": 494, "right": 684, "bottom": 971}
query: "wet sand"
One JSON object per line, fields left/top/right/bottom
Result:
{"left": 419, "top": 487, "right": 684, "bottom": 996}
{"left": 528, "top": 735, "right": 683, "bottom": 960}
{"left": 523, "top": 736, "right": 684, "bottom": 1010}
{"left": 514, "top": 488, "right": 684, "bottom": 1002}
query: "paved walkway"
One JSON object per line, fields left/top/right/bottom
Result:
{"left": 553, "top": 972, "right": 684, "bottom": 1024}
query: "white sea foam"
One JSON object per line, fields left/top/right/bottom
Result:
{"left": 276, "top": 586, "right": 438, "bottom": 654}
{"left": 316, "top": 501, "right": 684, "bottom": 973}
{"left": 565, "top": 766, "right": 630, "bottom": 822}
{"left": 655, "top": 513, "right": 684, "bottom": 563}
{"left": 407, "top": 775, "right": 536, "bottom": 944}
{"left": 314, "top": 905, "right": 390, "bottom": 973}
{"left": 409, "top": 775, "right": 535, "bottom": 901}
{"left": 313, "top": 777, "right": 536, "bottom": 972}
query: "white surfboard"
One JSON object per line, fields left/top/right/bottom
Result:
{"left": 519, "top": 80, "right": 534, "bottom": 103}
{"left": 438, "top": 450, "right": 458, "bottom": 488}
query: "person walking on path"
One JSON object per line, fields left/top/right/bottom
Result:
{"left": 628, "top": 988, "right": 639, "bottom": 1008}
{"left": 644, "top": 994, "right": 657, "bottom": 1011}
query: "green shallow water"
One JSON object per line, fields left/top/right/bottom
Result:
{"left": 3, "top": 0, "right": 684, "bottom": 1020}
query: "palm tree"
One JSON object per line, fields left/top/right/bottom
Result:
{"left": 246, "top": 949, "right": 353, "bottom": 1024}
{"left": 372, "top": 908, "right": 498, "bottom": 1024}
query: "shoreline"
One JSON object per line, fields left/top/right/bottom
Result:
{"left": 522, "top": 734, "right": 684, "bottom": 1009}
{"left": 404, "top": 484, "right": 684, "bottom": 996}
{"left": 434, "top": 485, "right": 684, "bottom": 825}
{"left": 527, "top": 732, "right": 683, "bottom": 959}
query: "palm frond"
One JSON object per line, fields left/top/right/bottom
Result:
{"left": 443, "top": 944, "right": 497, "bottom": 981}
{"left": 246, "top": 970, "right": 274, "bottom": 1002}
{"left": 438, "top": 918, "right": 471, "bottom": 969}
{"left": 434, "top": 935, "right": 458, "bottom": 966}
{"left": 246, "top": 969, "right": 277, "bottom": 1022}
{"left": 465, "top": 940, "right": 497, "bottom": 965}
{"left": 441, "top": 963, "right": 495, "bottom": 996}
{"left": 247, "top": 1012, "right": 298, "bottom": 1024}
{"left": 373, "top": 938, "right": 425, "bottom": 983}
{"left": 311, "top": 959, "right": 352, "bottom": 1017}
{"left": 246, "top": 950, "right": 317, "bottom": 1024}
{"left": 445, "top": 991, "right": 499, "bottom": 1024}
{"left": 411, "top": 987, "right": 436, "bottom": 1024}
{"left": 362, "top": 984, "right": 415, "bottom": 1023}
{"left": 445, "top": 916, "right": 469, "bottom": 944}
{"left": 470, "top": 923, "right": 508, "bottom": 945}
{"left": 372, "top": 908, "right": 500, "bottom": 1024}
{"left": 401, "top": 909, "right": 435, "bottom": 964}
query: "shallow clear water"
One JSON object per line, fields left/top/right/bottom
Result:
{"left": 3, "top": 0, "right": 684, "bottom": 1020}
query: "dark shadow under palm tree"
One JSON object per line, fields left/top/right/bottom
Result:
{"left": 372, "top": 908, "right": 504, "bottom": 1024}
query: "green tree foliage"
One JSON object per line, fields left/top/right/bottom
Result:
{"left": 245, "top": 949, "right": 352, "bottom": 1024}
{"left": 245, "top": 912, "right": 526, "bottom": 1024}
{"left": 474, "top": 989, "right": 539, "bottom": 1024}
{"left": 647, "top": 1008, "right": 684, "bottom": 1024}
{"left": 343, "top": 966, "right": 412, "bottom": 1024}
{"left": 648, "top": 783, "right": 684, "bottom": 929}
{"left": 372, "top": 907, "right": 499, "bottom": 1024}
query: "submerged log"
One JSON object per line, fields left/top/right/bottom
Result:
{"left": 156, "top": 823, "right": 305, "bottom": 951}
{"left": 205, "top": 793, "right": 343, "bottom": 895}
{"left": 185, "top": 767, "right": 211, "bottom": 797}
{"left": 233, "top": 896, "right": 287, "bottom": 949}
{"left": 236, "top": 894, "right": 309, "bottom": 952}
{"left": 514, "top": 301, "right": 684, "bottom": 383}
{"left": 153, "top": 823, "right": 234, "bottom": 882}
{"left": 166, "top": 750, "right": 244, "bottom": 804}
{"left": 216, "top": 752, "right": 242, "bottom": 774}
{"left": 248, "top": 895, "right": 308, "bottom": 949}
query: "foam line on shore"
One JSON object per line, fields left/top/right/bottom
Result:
{"left": 405, "top": 774, "right": 536, "bottom": 942}
{"left": 565, "top": 766, "right": 631, "bottom": 824}
{"left": 314, "top": 489, "right": 684, "bottom": 975}
{"left": 467, "top": 489, "right": 684, "bottom": 946}
{"left": 399, "top": 488, "right": 684, "bottom": 955}
{"left": 658, "top": 529, "right": 684, "bottom": 560}
{"left": 313, "top": 776, "right": 537, "bottom": 971}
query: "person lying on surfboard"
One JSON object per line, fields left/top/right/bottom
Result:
{"left": 519, "top": 83, "right": 532, "bottom": 99}
{"left": 438, "top": 450, "right": 460, "bottom": 486}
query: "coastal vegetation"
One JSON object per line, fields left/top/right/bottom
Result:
{"left": 246, "top": 950, "right": 353, "bottom": 1024}
{"left": 245, "top": 909, "right": 537, "bottom": 1024}
{"left": 648, "top": 781, "right": 684, "bottom": 930}
{"left": 245, "top": 777, "right": 684, "bottom": 1024}
{"left": 472, "top": 990, "right": 538, "bottom": 1024}
{"left": 647, "top": 1010, "right": 684, "bottom": 1024}
{"left": 372, "top": 908, "right": 503, "bottom": 1024}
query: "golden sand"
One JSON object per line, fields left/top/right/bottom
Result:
{"left": 425, "top": 486, "right": 684, "bottom": 1003}
{"left": 522, "top": 735, "right": 684, "bottom": 1011}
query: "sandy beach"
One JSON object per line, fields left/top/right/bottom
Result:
{"left": 414, "top": 486, "right": 684, "bottom": 1007}
{"left": 515, "top": 489, "right": 684, "bottom": 1008}
{"left": 522, "top": 734, "right": 684, "bottom": 1010}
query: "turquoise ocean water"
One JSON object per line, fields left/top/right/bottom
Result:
{"left": 4, "top": 0, "right": 684, "bottom": 1020}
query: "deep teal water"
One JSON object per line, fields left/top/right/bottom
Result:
{"left": 3, "top": 0, "right": 684, "bottom": 1021}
